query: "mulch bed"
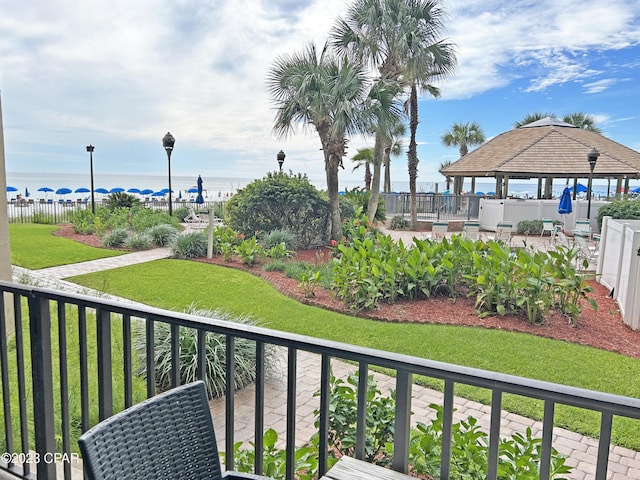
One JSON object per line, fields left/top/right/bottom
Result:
{"left": 54, "top": 225, "right": 640, "bottom": 360}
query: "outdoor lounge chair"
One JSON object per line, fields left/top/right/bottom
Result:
{"left": 462, "top": 221, "right": 480, "bottom": 240}
{"left": 494, "top": 222, "right": 512, "bottom": 244}
{"left": 574, "top": 218, "right": 592, "bottom": 238}
{"left": 574, "top": 231, "right": 599, "bottom": 266}
{"left": 78, "top": 381, "right": 271, "bottom": 480}
{"left": 430, "top": 221, "right": 449, "bottom": 240}
{"left": 541, "top": 217, "right": 555, "bottom": 238}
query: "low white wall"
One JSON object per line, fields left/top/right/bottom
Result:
{"left": 597, "top": 217, "right": 640, "bottom": 330}
{"left": 479, "top": 198, "right": 608, "bottom": 232}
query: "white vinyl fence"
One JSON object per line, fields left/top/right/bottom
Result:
{"left": 597, "top": 216, "right": 640, "bottom": 330}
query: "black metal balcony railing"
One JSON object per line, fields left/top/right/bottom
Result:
{"left": 1, "top": 280, "right": 640, "bottom": 480}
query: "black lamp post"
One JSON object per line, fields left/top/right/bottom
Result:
{"left": 162, "top": 132, "right": 175, "bottom": 216}
{"left": 277, "top": 150, "right": 286, "bottom": 172}
{"left": 586, "top": 147, "right": 599, "bottom": 220}
{"left": 86, "top": 145, "right": 95, "bottom": 214}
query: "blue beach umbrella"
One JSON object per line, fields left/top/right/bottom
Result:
{"left": 187, "top": 187, "right": 198, "bottom": 193}
{"left": 25, "top": 187, "right": 29, "bottom": 197}
{"left": 195, "top": 175, "right": 204, "bottom": 204}
{"left": 94, "top": 188, "right": 110, "bottom": 194}
{"left": 152, "top": 191, "right": 166, "bottom": 197}
{"left": 632, "top": 186, "right": 640, "bottom": 193}
{"left": 38, "top": 187, "right": 54, "bottom": 193}
{"left": 110, "top": 187, "right": 125, "bottom": 193}
{"left": 56, "top": 187, "right": 72, "bottom": 195}
{"left": 475, "top": 191, "right": 485, "bottom": 195}
{"left": 140, "top": 189, "right": 154, "bottom": 195}
{"left": 75, "top": 187, "right": 91, "bottom": 193}
{"left": 569, "top": 183, "right": 588, "bottom": 193}
{"left": 127, "top": 188, "right": 141, "bottom": 194}
{"left": 6, "top": 186, "right": 18, "bottom": 192}
{"left": 558, "top": 187, "right": 573, "bottom": 215}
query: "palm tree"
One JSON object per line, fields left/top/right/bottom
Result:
{"left": 351, "top": 147, "right": 375, "bottom": 190}
{"left": 267, "top": 43, "right": 373, "bottom": 241}
{"left": 513, "top": 112, "right": 554, "bottom": 128}
{"left": 563, "top": 112, "right": 602, "bottom": 133}
{"left": 384, "top": 122, "right": 405, "bottom": 193}
{"left": 331, "top": 0, "right": 456, "bottom": 224}
{"left": 439, "top": 159, "right": 452, "bottom": 190}
{"left": 440, "top": 121, "right": 486, "bottom": 157}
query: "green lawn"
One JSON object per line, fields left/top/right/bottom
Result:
{"left": 9, "top": 224, "right": 124, "bottom": 269}
{"left": 69, "top": 259, "right": 640, "bottom": 450}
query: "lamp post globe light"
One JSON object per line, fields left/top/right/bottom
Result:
{"left": 162, "top": 132, "right": 175, "bottom": 216}
{"left": 277, "top": 150, "right": 285, "bottom": 172}
{"left": 86, "top": 145, "right": 95, "bottom": 214}
{"left": 586, "top": 147, "right": 599, "bottom": 220}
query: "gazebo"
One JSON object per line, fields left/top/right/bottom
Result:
{"left": 440, "top": 117, "right": 640, "bottom": 199}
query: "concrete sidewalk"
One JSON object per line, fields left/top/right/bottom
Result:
{"left": 13, "top": 243, "right": 638, "bottom": 479}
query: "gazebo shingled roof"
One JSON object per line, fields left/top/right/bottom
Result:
{"left": 440, "top": 117, "right": 640, "bottom": 181}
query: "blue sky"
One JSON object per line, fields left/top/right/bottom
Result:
{"left": 1, "top": 0, "right": 639, "bottom": 191}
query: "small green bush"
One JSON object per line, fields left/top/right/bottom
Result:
{"left": 171, "top": 231, "right": 207, "bottom": 259}
{"left": 517, "top": 220, "right": 543, "bottom": 235}
{"left": 135, "top": 306, "right": 271, "bottom": 398}
{"left": 104, "top": 192, "right": 141, "bottom": 210}
{"left": 263, "top": 260, "right": 287, "bottom": 272}
{"left": 389, "top": 215, "right": 410, "bottom": 230}
{"left": 283, "top": 261, "right": 310, "bottom": 280}
{"left": 71, "top": 209, "right": 96, "bottom": 234}
{"left": 173, "top": 206, "right": 191, "bottom": 222}
{"left": 145, "top": 224, "right": 180, "bottom": 246}
{"left": 102, "top": 228, "right": 129, "bottom": 248}
{"left": 261, "top": 229, "right": 297, "bottom": 250}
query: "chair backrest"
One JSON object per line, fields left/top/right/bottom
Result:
{"left": 463, "top": 222, "right": 480, "bottom": 240}
{"left": 431, "top": 222, "right": 448, "bottom": 239}
{"left": 575, "top": 219, "right": 591, "bottom": 236}
{"left": 495, "top": 222, "right": 512, "bottom": 242}
{"left": 541, "top": 218, "right": 554, "bottom": 233}
{"left": 78, "top": 381, "right": 223, "bottom": 480}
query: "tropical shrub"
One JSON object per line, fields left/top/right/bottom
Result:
{"left": 101, "top": 228, "right": 129, "bottom": 248}
{"left": 135, "top": 306, "right": 271, "bottom": 398}
{"left": 225, "top": 172, "right": 329, "bottom": 248}
{"left": 171, "top": 231, "right": 207, "bottom": 259}
{"left": 597, "top": 198, "right": 640, "bottom": 229}
{"left": 173, "top": 205, "right": 191, "bottom": 222}
{"left": 235, "top": 237, "right": 264, "bottom": 266}
{"left": 341, "top": 187, "right": 386, "bottom": 222}
{"left": 103, "top": 192, "right": 141, "bottom": 210}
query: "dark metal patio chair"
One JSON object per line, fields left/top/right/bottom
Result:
{"left": 78, "top": 381, "right": 271, "bottom": 480}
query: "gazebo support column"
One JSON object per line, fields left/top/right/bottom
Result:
{"left": 616, "top": 177, "right": 623, "bottom": 198}
{"left": 470, "top": 177, "right": 476, "bottom": 194}
{"left": 495, "top": 177, "right": 502, "bottom": 199}
{"left": 624, "top": 177, "right": 630, "bottom": 197}
{"left": 544, "top": 178, "right": 553, "bottom": 199}
{"left": 503, "top": 176, "right": 510, "bottom": 198}
{"left": 537, "top": 178, "right": 543, "bottom": 199}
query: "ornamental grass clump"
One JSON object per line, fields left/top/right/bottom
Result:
{"left": 101, "top": 228, "right": 129, "bottom": 248}
{"left": 171, "top": 231, "right": 207, "bottom": 259}
{"left": 135, "top": 306, "right": 272, "bottom": 398}
{"left": 145, "top": 223, "right": 180, "bottom": 246}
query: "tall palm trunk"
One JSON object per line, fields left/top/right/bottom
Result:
{"left": 366, "top": 132, "right": 385, "bottom": 221}
{"left": 383, "top": 147, "right": 391, "bottom": 193}
{"left": 408, "top": 84, "right": 419, "bottom": 229}
{"left": 318, "top": 126, "right": 343, "bottom": 241}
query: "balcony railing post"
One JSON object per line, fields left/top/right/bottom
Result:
{"left": 96, "top": 308, "right": 113, "bottom": 421}
{"left": 391, "top": 369, "right": 412, "bottom": 473}
{"left": 27, "top": 293, "right": 56, "bottom": 480}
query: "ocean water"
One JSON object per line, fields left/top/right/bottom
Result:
{"left": 5, "top": 171, "right": 614, "bottom": 200}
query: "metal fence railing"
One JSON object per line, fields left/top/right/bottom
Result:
{"left": 382, "top": 193, "right": 486, "bottom": 221}
{"left": 1, "top": 281, "right": 639, "bottom": 479}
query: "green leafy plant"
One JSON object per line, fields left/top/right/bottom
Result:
{"left": 135, "top": 306, "right": 271, "bottom": 398}
{"left": 517, "top": 220, "right": 543, "bottom": 235}
{"left": 389, "top": 215, "right": 410, "bottom": 230}
{"left": 103, "top": 192, "right": 141, "bottom": 210}
{"left": 235, "top": 237, "right": 264, "bottom": 266}
{"left": 261, "top": 229, "right": 297, "bottom": 250}
{"left": 71, "top": 208, "right": 97, "bottom": 234}
{"left": 298, "top": 266, "right": 322, "bottom": 297}
{"left": 225, "top": 428, "right": 321, "bottom": 480}
{"left": 597, "top": 198, "right": 640, "bottom": 229}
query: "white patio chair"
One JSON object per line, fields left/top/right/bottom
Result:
{"left": 430, "top": 221, "right": 449, "bottom": 240}
{"left": 462, "top": 221, "right": 480, "bottom": 241}
{"left": 541, "top": 218, "right": 555, "bottom": 238}
{"left": 574, "top": 218, "right": 591, "bottom": 238}
{"left": 574, "top": 231, "right": 599, "bottom": 266}
{"left": 494, "top": 222, "right": 512, "bottom": 244}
